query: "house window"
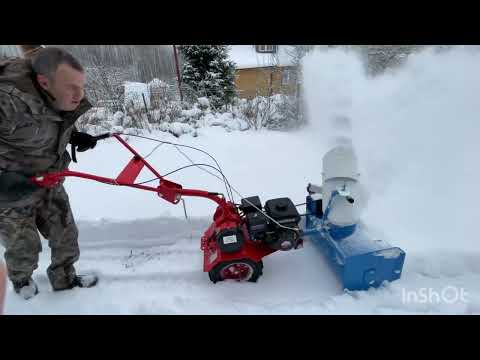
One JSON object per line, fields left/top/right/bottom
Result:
{"left": 256, "top": 45, "right": 277, "bottom": 53}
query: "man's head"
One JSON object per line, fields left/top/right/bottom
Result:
{"left": 31, "top": 47, "right": 86, "bottom": 112}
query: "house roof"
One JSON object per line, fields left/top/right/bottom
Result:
{"left": 228, "top": 45, "right": 295, "bottom": 69}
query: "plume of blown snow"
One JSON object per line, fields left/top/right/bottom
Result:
{"left": 302, "top": 46, "right": 480, "bottom": 251}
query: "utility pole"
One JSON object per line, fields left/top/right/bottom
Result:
{"left": 172, "top": 45, "right": 183, "bottom": 102}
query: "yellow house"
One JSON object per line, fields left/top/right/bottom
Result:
{"left": 229, "top": 45, "right": 297, "bottom": 99}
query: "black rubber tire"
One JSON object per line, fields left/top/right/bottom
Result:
{"left": 209, "top": 258, "right": 263, "bottom": 284}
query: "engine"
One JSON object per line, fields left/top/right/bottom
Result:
{"left": 240, "top": 196, "right": 302, "bottom": 251}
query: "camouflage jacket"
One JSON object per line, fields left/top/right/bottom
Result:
{"left": 0, "top": 57, "right": 92, "bottom": 207}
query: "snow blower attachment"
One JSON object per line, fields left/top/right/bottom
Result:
{"left": 32, "top": 133, "right": 302, "bottom": 284}
{"left": 302, "top": 146, "right": 406, "bottom": 291}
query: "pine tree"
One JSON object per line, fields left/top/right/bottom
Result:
{"left": 179, "top": 45, "right": 237, "bottom": 109}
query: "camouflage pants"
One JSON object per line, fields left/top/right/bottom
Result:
{"left": 0, "top": 185, "right": 79, "bottom": 290}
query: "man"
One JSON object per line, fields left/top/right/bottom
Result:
{"left": 0, "top": 46, "right": 99, "bottom": 300}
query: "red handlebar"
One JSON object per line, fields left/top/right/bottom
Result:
{"left": 32, "top": 133, "right": 236, "bottom": 219}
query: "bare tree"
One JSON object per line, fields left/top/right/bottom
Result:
{"left": 283, "top": 45, "right": 315, "bottom": 127}
{"left": 0, "top": 45, "right": 20, "bottom": 59}
{"left": 242, "top": 45, "right": 313, "bottom": 130}
{"left": 56, "top": 45, "right": 176, "bottom": 110}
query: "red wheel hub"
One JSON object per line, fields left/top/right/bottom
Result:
{"left": 220, "top": 263, "right": 253, "bottom": 281}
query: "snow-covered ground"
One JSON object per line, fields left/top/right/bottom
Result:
{"left": 3, "top": 46, "right": 480, "bottom": 314}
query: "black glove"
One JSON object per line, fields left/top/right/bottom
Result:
{"left": 69, "top": 131, "right": 97, "bottom": 152}
{"left": 0, "top": 172, "right": 39, "bottom": 202}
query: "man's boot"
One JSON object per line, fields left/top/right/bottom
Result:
{"left": 53, "top": 274, "right": 98, "bottom": 291}
{"left": 13, "top": 277, "right": 38, "bottom": 300}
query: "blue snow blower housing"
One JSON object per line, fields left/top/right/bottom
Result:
{"left": 301, "top": 146, "right": 406, "bottom": 291}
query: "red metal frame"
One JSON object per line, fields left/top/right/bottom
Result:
{"left": 202, "top": 222, "right": 276, "bottom": 273}
{"left": 32, "top": 133, "right": 232, "bottom": 212}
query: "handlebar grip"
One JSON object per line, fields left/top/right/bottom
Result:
{"left": 94, "top": 133, "right": 111, "bottom": 141}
